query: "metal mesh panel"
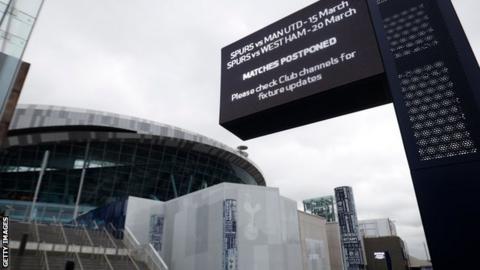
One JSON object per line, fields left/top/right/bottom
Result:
{"left": 383, "top": 4, "right": 439, "bottom": 59}
{"left": 382, "top": 3, "right": 478, "bottom": 161}
{"left": 399, "top": 62, "right": 477, "bottom": 161}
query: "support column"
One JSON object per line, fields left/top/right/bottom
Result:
{"left": 73, "top": 141, "right": 90, "bottom": 220}
{"left": 367, "top": 1, "right": 480, "bottom": 269}
{"left": 29, "top": 150, "right": 49, "bottom": 222}
{"left": 170, "top": 174, "right": 178, "bottom": 198}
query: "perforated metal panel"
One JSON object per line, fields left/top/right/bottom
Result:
{"left": 382, "top": 3, "right": 478, "bottom": 161}
{"left": 384, "top": 4, "right": 439, "bottom": 59}
{"left": 399, "top": 62, "right": 477, "bottom": 161}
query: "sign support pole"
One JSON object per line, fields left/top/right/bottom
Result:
{"left": 366, "top": 1, "right": 480, "bottom": 269}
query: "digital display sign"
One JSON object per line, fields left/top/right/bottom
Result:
{"left": 220, "top": 0, "right": 388, "bottom": 139}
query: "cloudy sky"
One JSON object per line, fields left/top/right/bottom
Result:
{"left": 19, "top": 0, "right": 479, "bottom": 259}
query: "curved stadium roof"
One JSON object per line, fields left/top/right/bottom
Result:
{"left": 5, "top": 104, "right": 265, "bottom": 185}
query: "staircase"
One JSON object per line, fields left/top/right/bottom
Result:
{"left": 9, "top": 250, "right": 43, "bottom": 270}
{"left": 42, "top": 252, "right": 81, "bottom": 270}
{"left": 9, "top": 221, "right": 151, "bottom": 270}
{"left": 107, "top": 255, "right": 149, "bottom": 270}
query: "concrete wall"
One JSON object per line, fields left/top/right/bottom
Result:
{"left": 125, "top": 197, "right": 165, "bottom": 248}
{"left": 128, "top": 183, "right": 302, "bottom": 270}
{"left": 325, "top": 222, "right": 344, "bottom": 270}
{"left": 298, "top": 211, "right": 331, "bottom": 270}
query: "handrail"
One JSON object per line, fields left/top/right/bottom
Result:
{"left": 32, "top": 221, "right": 50, "bottom": 270}
{"left": 93, "top": 220, "right": 99, "bottom": 230}
{"left": 103, "top": 226, "right": 117, "bottom": 249}
{"left": 127, "top": 253, "right": 141, "bottom": 270}
{"left": 42, "top": 249, "right": 50, "bottom": 270}
{"left": 33, "top": 220, "right": 40, "bottom": 242}
{"left": 9, "top": 238, "right": 133, "bottom": 256}
{"left": 57, "top": 219, "right": 69, "bottom": 246}
{"left": 108, "top": 223, "right": 117, "bottom": 237}
{"left": 147, "top": 243, "right": 169, "bottom": 270}
{"left": 31, "top": 220, "right": 40, "bottom": 257}
{"left": 124, "top": 226, "right": 141, "bottom": 247}
{"left": 39, "top": 247, "right": 46, "bottom": 269}
{"left": 124, "top": 226, "right": 169, "bottom": 270}
{"left": 14, "top": 221, "right": 161, "bottom": 270}
{"left": 103, "top": 254, "right": 114, "bottom": 270}
{"left": 92, "top": 220, "right": 105, "bottom": 249}
{"left": 51, "top": 216, "right": 60, "bottom": 243}
{"left": 75, "top": 252, "right": 85, "bottom": 270}
{"left": 81, "top": 224, "right": 94, "bottom": 247}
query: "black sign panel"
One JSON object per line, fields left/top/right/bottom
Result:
{"left": 220, "top": 0, "right": 388, "bottom": 139}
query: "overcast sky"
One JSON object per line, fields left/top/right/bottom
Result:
{"left": 19, "top": 0, "right": 479, "bottom": 260}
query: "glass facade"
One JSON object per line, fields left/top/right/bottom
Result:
{"left": 303, "top": 195, "right": 337, "bottom": 222}
{"left": 1, "top": 0, "right": 43, "bottom": 116}
{"left": 0, "top": 104, "right": 264, "bottom": 222}
{"left": 0, "top": 140, "right": 260, "bottom": 221}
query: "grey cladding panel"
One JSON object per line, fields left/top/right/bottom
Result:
{"left": 6, "top": 104, "right": 265, "bottom": 185}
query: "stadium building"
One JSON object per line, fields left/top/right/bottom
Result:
{"left": 0, "top": 104, "right": 265, "bottom": 222}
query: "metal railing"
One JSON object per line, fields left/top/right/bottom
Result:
{"left": 53, "top": 217, "right": 68, "bottom": 254}
{"left": 54, "top": 216, "right": 69, "bottom": 246}
{"left": 33, "top": 221, "right": 51, "bottom": 270}
{"left": 56, "top": 218, "right": 87, "bottom": 270}
{"left": 127, "top": 252, "right": 142, "bottom": 270}
{"left": 146, "top": 243, "right": 169, "bottom": 270}
{"left": 124, "top": 226, "right": 169, "bottom": 270}
{"left": 33, "top": 221, "right": 40, "bottom": 242}
{"left": 41, "top": 250, "right": 50, "bottom": 270}
{"left": 106, "top": 223, "right": 141, "bottom": 270}
{"left": 103, "top": 226, "right": 117, "bottom": 250}
{"left": 74, "top": 252, "right": 85, "bottom": 270}
{"left": 81, "top": 224, "right": 94, "bottom": 247}
{"left": 12, "top": 221, "right": 158, "bottom": 270}
{"left": 103, "top": 254, "right": 114, "bottom": 270}
{"left": 12, "top": 222, "right": 129, "bottom": 254}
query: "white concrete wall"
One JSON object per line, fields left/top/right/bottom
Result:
{"left": 125, "top": 197, "right": 165, "bottom": 246}
{"left": 157, "top": 183, "right": 302, "bottom": 270}
{"left": 325, "top": 222, "right": 345, "bottom": 270}
{"left": 298, "top": 211, "right": 332, "bottom": 270}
